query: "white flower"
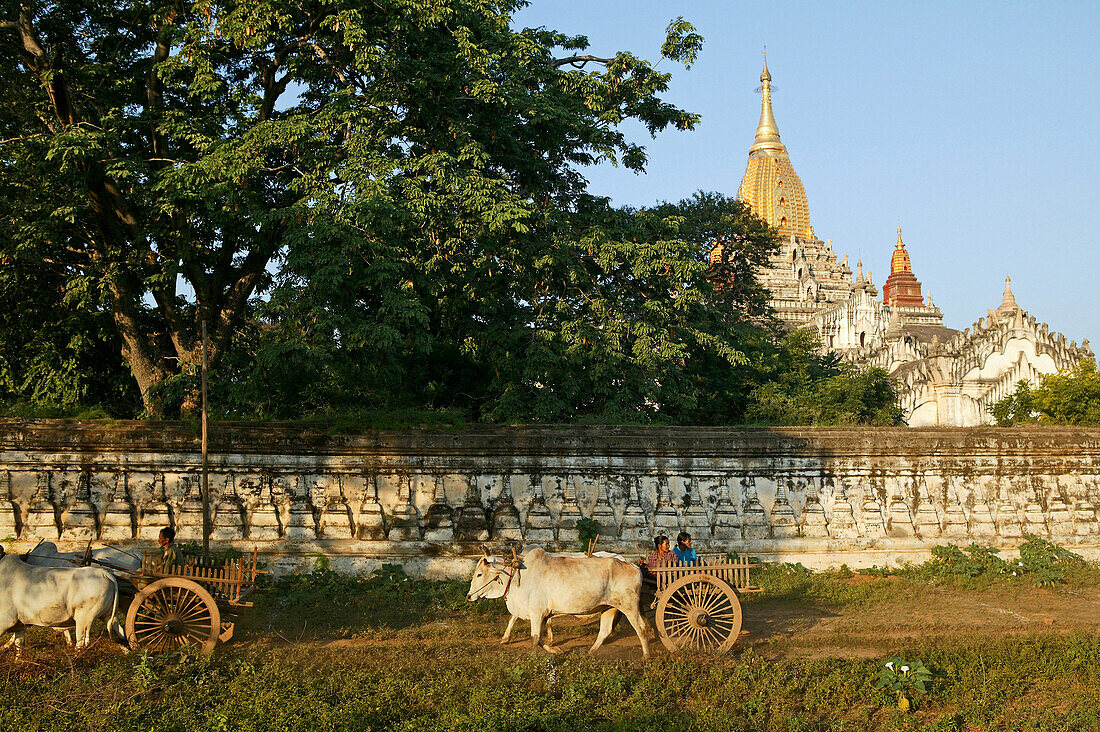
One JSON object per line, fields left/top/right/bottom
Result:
{"left": 900, "top": 665, "right": 909, "bottom": 672}
{"left": 885, "top": 661, "right": 894, "bottom": 669}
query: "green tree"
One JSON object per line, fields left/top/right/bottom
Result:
{"left": 1, "top": 0, "right": 704, "bottom": 415}
{"left": 1032, "top": 359, "right": 1100, "bottom": 425}
{"left": 990, "top": 379, "right": 1037, "bottom": 426}
{"left": 992, "top": 360, "right": 1100, "bottom": 426}
{"left": 0, "top": 248, "right": 139, "bottom": 415}
{"left": 745, "top": 331, "right": 905, "bottom": 426}
{"left": 467, "top": 192, "right": 778, "bottom": 423}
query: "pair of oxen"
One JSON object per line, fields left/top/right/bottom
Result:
{"left": 467, "top": 547, "right": 652, "bottom": 659}
{"left": 0, "top": 543, "right": 138, "bottom": 655}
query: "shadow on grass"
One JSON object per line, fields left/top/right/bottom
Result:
{"left": 235, "top": 568, "right": 507, "bottom": 642}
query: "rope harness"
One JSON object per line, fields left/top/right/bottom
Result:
{"left": 470, "top": 551, "right": 522, "bottom": 600}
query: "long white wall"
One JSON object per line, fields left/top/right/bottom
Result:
{"left": 2, "top": 420, "right": 1100, "bottom": 576}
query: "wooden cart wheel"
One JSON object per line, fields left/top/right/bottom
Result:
{"left": 655, "top": 573, "right": 742, "bottom": 654}
{"left": 125, "top": 578, "right": 221, "bottom": 655}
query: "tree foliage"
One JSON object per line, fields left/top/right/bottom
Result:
{"left": 235, "top": 190, "right": 779, "bottom": 423}
{"left": 745, "top": 331, "right": 905, "bottom": 426}
{"left": 1, "top": 0, "right": 908, "bottom": 427}
{"left": 992, "top": 360, "right": 1100, "bottom": 426}
{"left": 0, "top": 248, "right": 139, "bottom": 415}
{"left": 1, "top": 0, "right": 704, "bottom": 415}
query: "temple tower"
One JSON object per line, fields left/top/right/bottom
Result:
{"left": 881, "top": 227, "right": 927, "bottom": 307}
{"left": 737, "top": 55, "right": 812, "bottom": 239}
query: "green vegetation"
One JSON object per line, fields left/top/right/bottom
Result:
{"left": 260, "top": 562, "right": 495, "bottom": 639}
{"left": 874, "top": 657, "right": 934, "bottom": 711}
{"left": 745, "top": 331, "right": 906, "bottom": 426}
{"left": 576, "top": 517, "right": 601, "bottom": 551}
{"left": 847, "top": 536, "right": 1093, "bottom": 589}
{"left": 12, "top": 636, "right": 1100, "bottom": 731}
{"left": 0, "top": 1, "right": 905, "bottom": 427}
{"left": 992, "top": 359, "right": 1100, "bottom": 426}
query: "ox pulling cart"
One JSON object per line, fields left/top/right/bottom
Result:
{"left": 68, "top": 545, "right": 264, "bottom": 654}
{"left": 648, "top": 554, "right": 761, "bottom": 654}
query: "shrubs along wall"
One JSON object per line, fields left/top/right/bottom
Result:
{"left": 1, "top": 421, "right": 1100, "bottom": 575}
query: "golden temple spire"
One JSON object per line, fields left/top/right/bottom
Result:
{"left": 737, "top": 55, "right": 812, "bottom": 238}
{"left": 750, "top": 49, "right": 786, "bottom": 157}
{"left": 890, "top": 226, "right": 912, "bottom": 274}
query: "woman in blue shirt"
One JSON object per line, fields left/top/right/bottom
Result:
{"left": 673, "top": 532, "right": 697, "bottom": 564}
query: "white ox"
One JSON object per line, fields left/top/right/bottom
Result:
{"left": 467, "top": 547, "right": 650, "bottom": 659}
{"left": 16, "top": 542, "right": 141, "bottom": 648}
{"left": 0, "top": 549, "right": 129, "bottom": 654}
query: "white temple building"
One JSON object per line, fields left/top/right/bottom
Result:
{"left": 734, "top": 59, "right": 1093, "bottom": 426}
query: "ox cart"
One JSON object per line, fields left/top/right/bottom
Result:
{"left": 68, "top": 545, "right": 263, "bottom": 655}
{"left": 648, "top": 555, "right": 761, "bottom": 654}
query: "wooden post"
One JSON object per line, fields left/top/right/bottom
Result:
{"left": 201, "top": 320, "right": 210, "bottom": 563}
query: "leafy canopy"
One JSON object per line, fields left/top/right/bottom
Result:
{"left": 1, "top": 0, "right": 905, "bottom": 427}
{"left": 744, "top": 331, "right": 905, "bottom": 426}
{"left": 992, "top": 359, "right": 1100, "bottom": 426}
{"left": 1, "top": 0, "right": 707, "bottom": 417}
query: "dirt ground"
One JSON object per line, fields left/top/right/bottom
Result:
{"left": 8, "top": 576, "right": 1100, "bottom": 666}
{"left": 352, "top": 578, "right": 1100, "bottom": 664}
{"left": 737, "top": 580, "right": 1100, "bottom": 660}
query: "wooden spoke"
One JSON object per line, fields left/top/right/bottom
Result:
{"left": 177, "top": 591, "right": 204, "bottom": 619}
{"left": 179, "top": 603, "right": 213, "bottom": 623}
{"left": 700, "top": 586, "right": 730, "bottom": 614}
{"left": 655, "top": 573, "right": 743, "bottom": 655}
{"left": 126, "top": 578, "right": 221, "bottom": 656}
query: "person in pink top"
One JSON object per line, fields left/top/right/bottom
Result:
{"left": 645, "top": 535, "right": 677, "bottom": 573}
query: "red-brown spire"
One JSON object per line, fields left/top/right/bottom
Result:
{"left": 882, "top": 227, "right": 926, "bottom": 307}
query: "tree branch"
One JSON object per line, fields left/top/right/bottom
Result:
{"left": 259, "top": 42, "right": 304, "bottom": 121}
{"left": 145, "top": 30, "right": 171, "bottom": 161}
{"left": 552, "top": 54, "right": 614, "bottom": 69}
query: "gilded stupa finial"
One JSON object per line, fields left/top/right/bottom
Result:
{"left": 750, "top": 48, "right": 785, "bottom": 157}
{"left": 890, "top": 225, "right": 912, "bottom": 274}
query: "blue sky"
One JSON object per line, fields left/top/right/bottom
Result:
{"left": 514, "top": 1, "right": 1100, "bottom": 346}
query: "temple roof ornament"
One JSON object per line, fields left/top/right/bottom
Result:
{"left": 737, "top": 56, "right": 813, "bottom": 239}
{"left": 738, "top": 59, "right": 1093, "bottom": 427}
{"left": 891, "top": 226, "right": 913, "bottom": 274}
{"left": 998, "top": 276, "right": 1018, "bottom": 313}
{"left": 749, "top": 54, "right": 785, "bottom": 157}
{"left": 882, "top": 227, "right": 926, "bottom": 307}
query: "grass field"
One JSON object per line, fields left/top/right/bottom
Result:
{"left": 4, "top": 544, "right": 1100, "bottom": 731}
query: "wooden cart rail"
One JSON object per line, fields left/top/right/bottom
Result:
{"left": 137, "top": 547, "right": 263, "bottom": 607}
{"left": 651, "top": 554, "right": 762, "bottom": 595}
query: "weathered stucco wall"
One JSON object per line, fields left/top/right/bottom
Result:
{"left": 2, "top": 420, "right": 1100, "bottom": 576}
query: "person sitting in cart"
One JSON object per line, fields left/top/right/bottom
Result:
{"left": 643, "top": 534, "right": 677, "bottom": 574}
{"left": 158, "top": 527, "right": 185, "bottom": 569}
{"left": 673, "top": 532, "right": 698, "bottom": 564}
